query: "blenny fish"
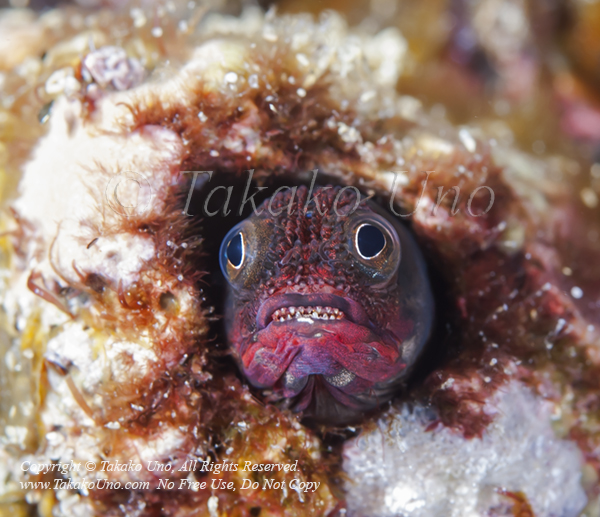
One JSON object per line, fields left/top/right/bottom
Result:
{"left": 220, "top": 185, "right": 434, "bottom": 422}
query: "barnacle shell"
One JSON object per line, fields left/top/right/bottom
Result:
{"left": 0, "top": 1, "right": 599, "bottom": 516}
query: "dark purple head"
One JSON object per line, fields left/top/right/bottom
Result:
{"left": 220, "top": 185, "right": 433, "bottom": 422}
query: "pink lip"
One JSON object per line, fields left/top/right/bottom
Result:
{"left": 255, "top": 293, "right": 372, "bottom": 330}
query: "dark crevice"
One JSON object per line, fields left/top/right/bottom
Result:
{"left": 179, "top": 169, "right": 452, "bottom": 430}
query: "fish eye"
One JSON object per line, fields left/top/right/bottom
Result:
{"left": 220, "top": 220, "right": 269, "bottom": 287}
{"left": 226, "top": 232, "right": 244, "bottom": 269}
{"left": 347, "top": 212, "right": 401, "bottom": 285}
{"left": 355, "top": 224, "right": 386, "bottom": 259}
{"left": 220, "top": 223, "right": 249, "bottom": 283}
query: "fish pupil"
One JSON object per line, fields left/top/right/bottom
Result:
{"left": 227, "top": 233, "right": 244, "bottom": 268}
{"left": 356, "top": 224, "right": 385, "bottom": 258}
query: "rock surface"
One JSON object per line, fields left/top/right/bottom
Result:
{"left": 344, "top": 381, "right": 586, "bottom": 517}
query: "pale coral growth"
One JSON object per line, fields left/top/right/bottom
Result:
{"left": 343, "top": 382, "right": 586, "bottom": 517}
{"left": 82, "top": 46, "right": 144, "bottom": 91}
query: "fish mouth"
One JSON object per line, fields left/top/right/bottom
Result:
{"left": 240, "top": 292, "right": 405, "bottom": 415}
{"left": 256, "top": 293, "right": 371, "bottom": 330}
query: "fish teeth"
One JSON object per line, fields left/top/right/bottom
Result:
{"left": 271, "top": 305, "right": 345, "bottom": 322}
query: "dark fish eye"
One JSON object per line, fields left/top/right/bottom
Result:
{"left": 220, "top": 221, "right": 263, "bottom": 287}
{"left": 355, "top": 224, "right": 386, "bottom": 259}
{"left": 226, "top": 233, "right": 244, "bottom": 268}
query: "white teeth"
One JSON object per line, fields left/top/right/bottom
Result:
{"left": 271, "top": 305, "right": 345, "bottom": 322}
